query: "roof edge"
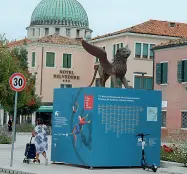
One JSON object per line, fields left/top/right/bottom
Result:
{"left": 91, "top": 32, "right": 180, "bottom": 43}
{"left": 152, "top": 42, "right": 187, "bottom": 50}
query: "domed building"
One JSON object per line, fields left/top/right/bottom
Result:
{"left": 5, "top": 0, "right": 94, "bottom": 126}
{"left": 27, "top": 0, "right": 92, "bottom": 40}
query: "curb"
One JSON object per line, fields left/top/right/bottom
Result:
{"left": 160, "top": 160, "right": 183, "bottom": 168}
{"left": 16, "top": 133, "right": 32, "bottom": 135}
{"left": 160, "top": 169, "right": 185, "bottom": 174}
{"left": 0, "top": 167, "right": 35, "bottom": 174}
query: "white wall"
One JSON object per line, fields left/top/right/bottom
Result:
{"left": 27, "top": 26, "right": 92, "bottom": 40}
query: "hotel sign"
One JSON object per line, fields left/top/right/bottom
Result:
{"left": 53, "top": 70, "right": 80, "bottom": 82}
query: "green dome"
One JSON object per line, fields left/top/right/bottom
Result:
{"left": 31, "top": 0, "right": 89, "bottom": 28}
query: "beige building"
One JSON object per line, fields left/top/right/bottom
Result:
{"left": 28, "top": 34, "right": 93, "bottom": 103}
{"left": 91, "top": 20, "right": 187, "bottom": 89}
{"left": 26, "top": 34, "right": 93, "bottom": 125}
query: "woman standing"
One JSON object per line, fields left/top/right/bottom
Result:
{"left": 32, "top": 118, "right": 48, "bottom": 165}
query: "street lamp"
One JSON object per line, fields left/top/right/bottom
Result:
{"left": 134, "top": 72, "right": 147, "bottom": 89}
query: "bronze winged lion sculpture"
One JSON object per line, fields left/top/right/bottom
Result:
{"left": 81, "top": 39, "right": 131, "bottom": 88}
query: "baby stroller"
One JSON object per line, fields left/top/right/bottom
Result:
{"left": 23, "top": 136, "right": 40, "bottom": 164}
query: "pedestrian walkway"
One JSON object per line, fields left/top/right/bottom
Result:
{"left": 0, "top": 134, "right": 186, "bottom": 174}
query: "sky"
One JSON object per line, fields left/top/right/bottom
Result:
{"left": 0, "top": 0, "right": 187, "bottom": 41}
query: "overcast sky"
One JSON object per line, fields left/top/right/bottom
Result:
{"left": 0, "top": 0, "right": 187, "bottom": 41}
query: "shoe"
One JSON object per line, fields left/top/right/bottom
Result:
{"left": 45, "top": 158, "right": 48, "bottom": 166}
{"left": 35, "top": 161, "right": 40, "bottom": 165}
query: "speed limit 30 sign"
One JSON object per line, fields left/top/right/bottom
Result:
{"left": 9, "top": 73, "right": 26, "bottom": 92}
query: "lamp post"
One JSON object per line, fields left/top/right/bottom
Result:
{"left": 134, "top": 72, "right": 147, "bottom": 89}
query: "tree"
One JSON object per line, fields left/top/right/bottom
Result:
{"left": 0, "top": 34, "right": 41, "bottom": 116}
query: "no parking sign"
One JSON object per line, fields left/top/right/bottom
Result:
{"left": 9, "top": 73, "right": 26, "bottom": 167}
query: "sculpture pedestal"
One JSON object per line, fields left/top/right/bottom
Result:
{"left": 51, "top": 87, "right": 161, "bottom": 168}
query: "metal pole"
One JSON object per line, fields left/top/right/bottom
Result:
{"left": 10, "top": 91, "right": 18, "bottom": 167}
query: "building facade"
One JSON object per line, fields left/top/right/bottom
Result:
{"left": 153, "top": 38, "right": 187, "bottom": 141}
{"left": 91, "top": 20, "right": 187, "bottom": 90}
{"left": 27, "top": 34, "right": 93, "bottom": 125}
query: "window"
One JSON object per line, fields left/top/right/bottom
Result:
{"left": 134, "top": 75, "right": 153, "bottom": 90}
{"left": 135, "top": 43, "right": 141, "bottom": 58}
{"left": 156, "top": 62, "right": 168, "bottom": 85}
{"left": 169, "top": 22, "right": 176, "bottom": 27}
{"left": 95, "top": 57, "right": 99, "bottom": 63}
{"left": 161, "top": 111, "right": 166, "bottom": 128}
{"left": 150, "top": 44, "right": 155, "bottom": 59}
{"left": 113, "top": 43, "right": 123, "bottom": 57}
{"left": 135, "top": 42, "right": 155, "bottom": 59}
{"left": 76, "top": 29, "right": 80, "bottom": 38}
{"left": 60, "top": 84, "right": 72, "bottom": 88}
{"left": 45, "top": 28, "right": 49, "bottom": 36}
{"left": 55, "top": 28, "right": 60, "bottom": 35}
{"left": 143, "top": 43, "right": 148, "bottom": 58}
{"left": 32, "top": 28, "right": 35, "bottom": 37}
{"left": 66, "top": 28, "right": 70, "bottom": 37}
{"left": 181, "top": 111, "right": 187, "bottom": 128}
{"left": 177, "top": 60, "right": 187, "bottom": 83}
{"left": 38, "top": 28, "right": 40, "bottom": 36}
{"left": 111, "top": 78, "right": 122, "bottom": 88}
{"left": 46, "top": 52, "right": 55, "bottom": 67}
{"left": 63, "top": 54, "right": 71, "bottom": 68}
{"left": 32, "top": 52, "right": 36, "bottom": 67}
{"left": 95, "top": 78, "right": 100, "bottom": 87}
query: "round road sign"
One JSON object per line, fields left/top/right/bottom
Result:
{"left": 9, "top": 73, "right": 26, "bottom": 92}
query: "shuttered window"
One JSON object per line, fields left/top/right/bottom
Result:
{"left": 135, "top": 43, "right": 141, "bottom": 58}
{"left": 156, "top": 62, "right": 168, "bottom": 84}
{"left": 113, "top": 43, "right": 124, "bottom": 57}
{"left": 150, "top": 44, "right": 155, "bottom": 59}
{"left": 46, "top": 52, "right": 55, "bottom": 67}
{"left": 32, "top": 52, "right": 36, "bottom": 67}
{"left": 178, "top": 60, "right": 187, "bottom": 83}
{"left": 161, "top": 62, "right": 168, "bottom": 84}
{"left": 134, "top": 76, "right": 153, "bottom": 90}
{"left": 63, "top": 54, "right": 72, "bottom": 68}
{"left": 95, "top": 57, "right": 99, "bottom": 62}
{"left": 135, "top": 43, "right": 156, "bottom": 59}
{"left": 143, "top": 43, "right": 149, "bottom": 59}
{"left": 113, "top": 45, "right": 116, "bottom": 58}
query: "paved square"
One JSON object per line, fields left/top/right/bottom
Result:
{"left": 0, "top": 133, "right": 186, "bottom": 174}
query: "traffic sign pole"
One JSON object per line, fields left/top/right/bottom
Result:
{"left": 10, "top": 91, "right": 18, "bottom": 167}
{"left": 9, "top": 73, "right": 26, "bottom": 167}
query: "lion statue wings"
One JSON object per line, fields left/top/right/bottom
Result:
{"left": 81, "top": 39, "right": 131, "bottom": 88}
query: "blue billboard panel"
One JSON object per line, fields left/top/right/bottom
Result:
{"left": 51, "top": 87, "right": 162, "bottom": 167}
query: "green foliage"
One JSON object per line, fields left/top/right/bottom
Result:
{"left": 0, "top": 135, "right": 11, "bottom": 144}
{"left": 161, "top": 144, "right": 187, "bottom": 166}
{"left": 16, "top": 123, "right": 34, "bottom": 132}
{"left": 0, "top": 126, "right": 11, "bottom": 144}
{"left": 0, "top": 34, "right": 41, "bottom": 116}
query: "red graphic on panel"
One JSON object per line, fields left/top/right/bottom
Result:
{"left": 84, "top": 95, "right": 94, "bottom": 110}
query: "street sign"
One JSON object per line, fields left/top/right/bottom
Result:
{"left": 9, "top": 73, "right": 26, "bottom": 92}
{"left": 9, "top": 73, "right": 26, "bottom": 167}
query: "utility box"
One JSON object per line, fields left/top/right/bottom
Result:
{"left": 51, "top": 87, "right": 161, "bottom": 168}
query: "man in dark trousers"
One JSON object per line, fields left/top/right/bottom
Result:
{"left": 8, "top": 116, "right": 12, "bottom": 132}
